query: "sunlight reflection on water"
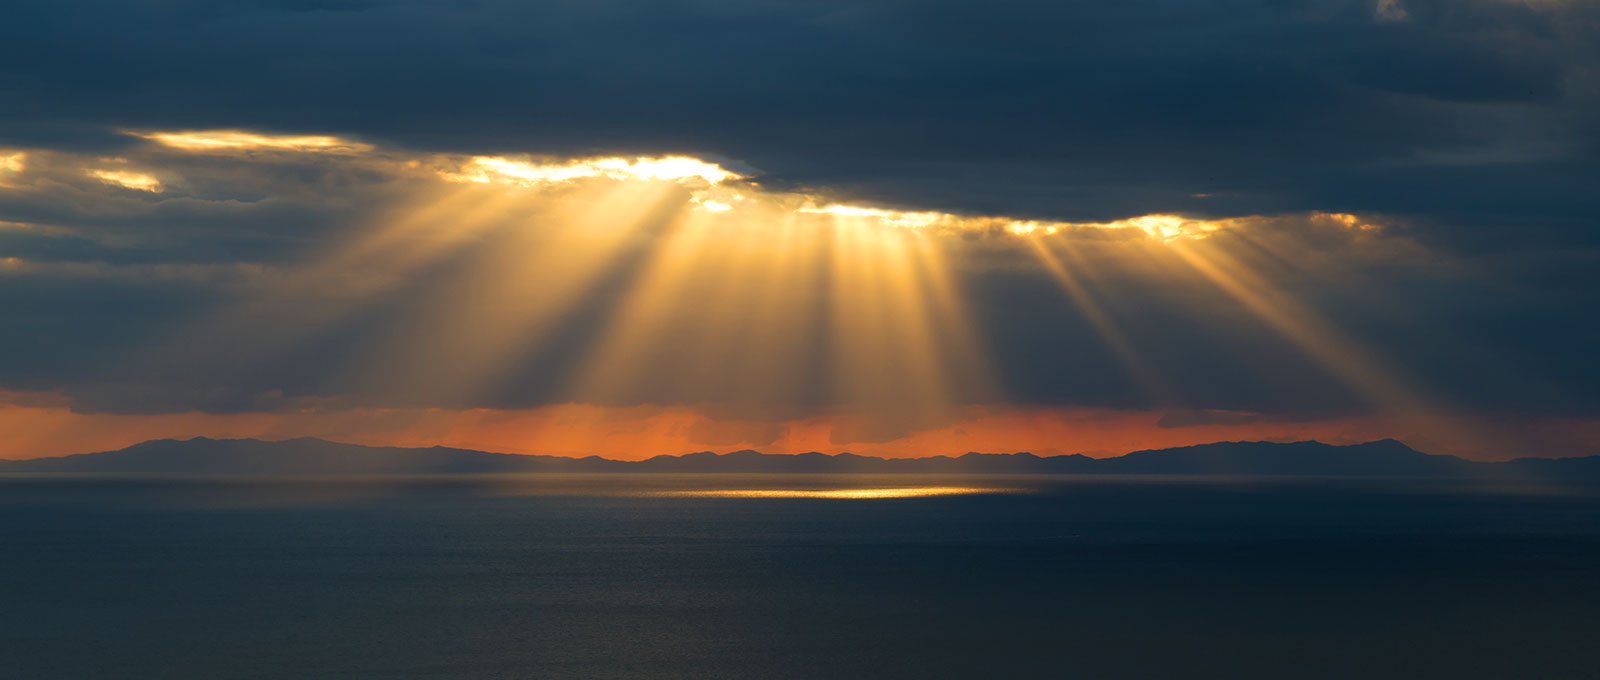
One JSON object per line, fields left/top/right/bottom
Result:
{"left": 649, "top": 486, "right": 1017, "bottom": 499}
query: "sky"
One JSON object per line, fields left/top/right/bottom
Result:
{"left": 1, "top": 0, "right": 1597, "bottom": 460}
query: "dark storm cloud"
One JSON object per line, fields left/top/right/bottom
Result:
{"left": 2, "top": 0, "right": 1596, "bottom": 244}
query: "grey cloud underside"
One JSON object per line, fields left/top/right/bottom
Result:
{"left": 0, "top": 0, "right": 1597, "bottom": 419}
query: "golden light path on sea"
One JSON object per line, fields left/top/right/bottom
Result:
{"left": 651, "top": 486, "right": 1017, "bottom": 499}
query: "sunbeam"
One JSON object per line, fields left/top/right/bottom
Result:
{"left": 1024, "top": 234, "right": 1171, "bottom": 404}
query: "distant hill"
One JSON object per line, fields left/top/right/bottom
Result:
{"left": 3, "top": 436, "right": 1599, "bottom": 480}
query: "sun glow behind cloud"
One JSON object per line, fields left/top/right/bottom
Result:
{"left": 0, "top": 151, "right": 24, "bottom": 188}
{"left": 796, "top": 203, "right": 945, "bottom": 229}
{"left": 441, "top": 155, "right": 742, "bottom": 186}
{"left": 131, "top": 129, "right": 373, "bottom": 153}
{"left": 791, "top": 202, "right": 1371, "bottom": 244}
{"left": 89, "top": 169, "right": 163, "bottom": 192}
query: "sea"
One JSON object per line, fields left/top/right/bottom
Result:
{"left": 3, "top": 474, "right": 1599, "bottom": 679}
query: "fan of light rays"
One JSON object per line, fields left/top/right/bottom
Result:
{"left": 567, "top": 220, "right": 829, "bottom": 410}
{"left": 1168, "top": 238, "right": 1420, "bottom": 409}
{"left": 1022, "top": 234, "right": 1173, "bottom": 405}
{"left": 111, "top": 129, "right": 1475, "bottom": 453}
{"left": 821, "top": 214, "right": 995, "bottom": 435}
{"left": 566, "top": 190, "right": 997, "bottom": 433}
{"left": 346, "top": 178, "right": 690, "bottom": 401}
{"left": 150, "top": 154, "right": 720, "bottom": 393}
{"left": 1159, "top": 229, "right": 1483, "bottom": 451}
{"left": 1003, "top": 210, "right": 1474, "bottom": 448}
{"left": 110, "top": 136, "right": 1002, "bottom": 432}
{"left": 153, "top": 183, "right": 521, "bottom": 361}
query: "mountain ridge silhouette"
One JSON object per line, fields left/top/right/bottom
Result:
{"left": 2, "top": 436, "right": 1598, "bottom": 480}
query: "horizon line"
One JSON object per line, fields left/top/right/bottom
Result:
{"left": 14, "top": 434, "right": 1422, "bottom": 464}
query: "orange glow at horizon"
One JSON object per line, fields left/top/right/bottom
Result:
{"left": 2, "top": 392, "right": 1590, "bottom": 463}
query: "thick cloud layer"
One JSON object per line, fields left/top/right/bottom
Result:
{"left": 3, "top": 0, "right": 1596, "bottom": 241}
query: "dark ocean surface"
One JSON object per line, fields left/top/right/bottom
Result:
{"left": 4, "top": 474, "right": 1599, "bottom": 679}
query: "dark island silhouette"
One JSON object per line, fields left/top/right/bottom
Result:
{"left": 3, "top": 437, "right": 1598, "bottom": 480}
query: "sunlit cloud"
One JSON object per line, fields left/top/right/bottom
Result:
{"left": 89, "top": 169, "right": 163, "bottom": 193}
{"left": 440, "top": 155, "right": 742, "bottom": 186}
{"left": 0, "top": 151, "right": 23, "bottom": 188}
{"left": 796, "top": 203, "right": 945, "bottom": 229}
{"left": 1312, "top": 211, "right": 1382, "bottom": 232}
{"left": 1013, "top": 214, "right": 1236, "bottom": 241}
{"left": 130, "top": 129, "right": 373, "bottom": 154}
{"left": 786, "top": 202, "right": 1378, "bottom": 243}
{"left": 74, "top": 129, "right": 1390, "bottom": 249}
